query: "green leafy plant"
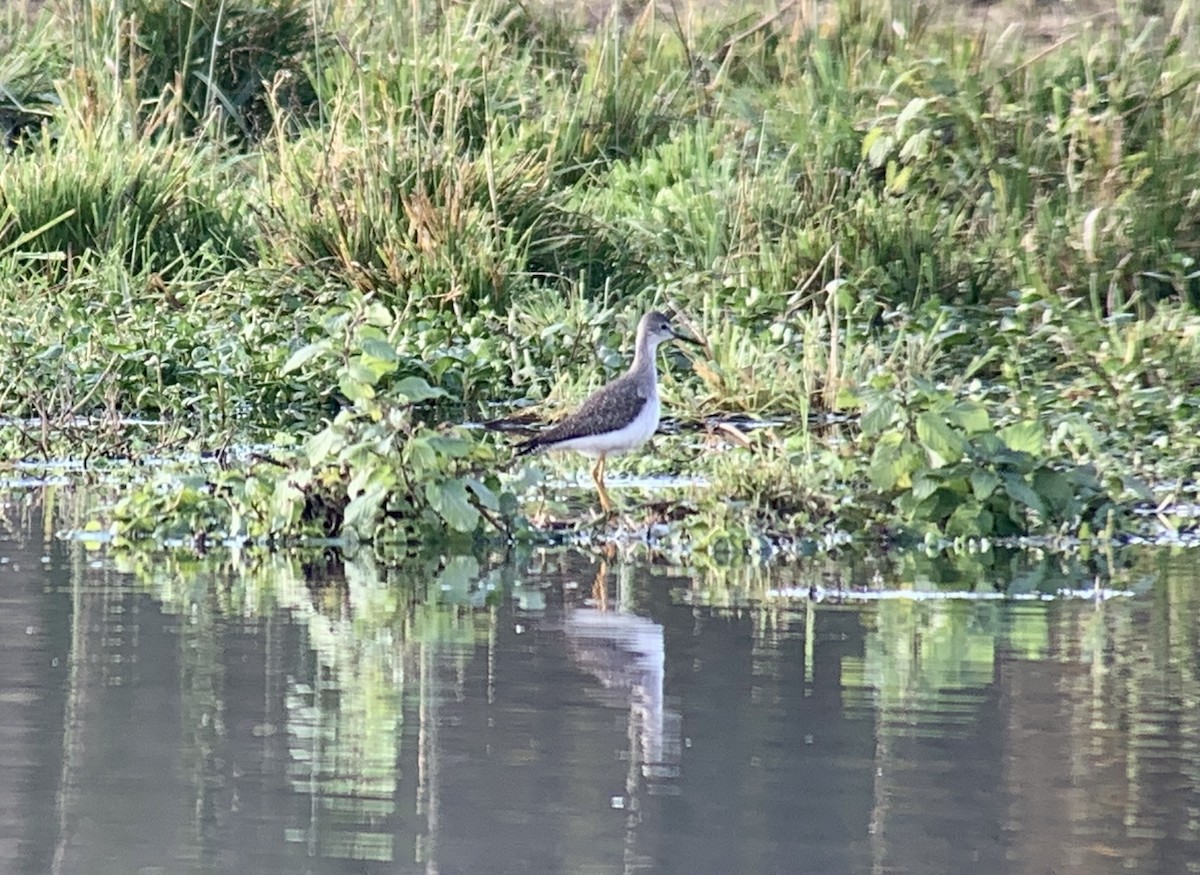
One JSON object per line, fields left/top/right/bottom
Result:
{"left": 851, "top": 377, "right": 1126, "bottom": 538}
{"left": 111, "top": 314, "right": 519, "bottom": 546}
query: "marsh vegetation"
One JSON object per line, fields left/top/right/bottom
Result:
{"left": 1, "top": 0, "right": 1198, "bottom": 555}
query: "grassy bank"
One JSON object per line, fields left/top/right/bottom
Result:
{"left": 1, "top": 0, "right": 1198, "bottom": 552}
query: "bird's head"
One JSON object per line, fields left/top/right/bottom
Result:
{"left": 639, "top": 310, "right": 700, "bottom": 350}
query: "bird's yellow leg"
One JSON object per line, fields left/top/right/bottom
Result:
{"left": 591, "top": 555, "right": 610, "bottom": 610}
{"left": 592, "top": 454, "right": 613, "bottom": 513}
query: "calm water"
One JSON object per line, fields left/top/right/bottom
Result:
{"left": 3, "top": 492, "right": 1200, "bottom": 875}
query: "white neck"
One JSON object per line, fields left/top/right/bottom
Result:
{"left": 629, "top": 330, "right": 661, "bottom": 378}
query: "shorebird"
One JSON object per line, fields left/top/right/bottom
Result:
{"left": 515, "top": 311, "right": 698, "bottom": 513}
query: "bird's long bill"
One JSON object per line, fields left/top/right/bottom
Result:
{"left": 670, "top": 327, "right": 702, "bottom": 346}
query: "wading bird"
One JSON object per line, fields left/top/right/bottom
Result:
{"left": 516, "top": 311, "right": 700, "bottom": 513}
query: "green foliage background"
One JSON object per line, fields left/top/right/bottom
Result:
{"left": 0, "top": 0, "right": 1197, "bottom": 550}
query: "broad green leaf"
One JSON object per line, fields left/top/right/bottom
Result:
{"left": 869, "top": 443, "right": 902, "bottom": 491}
{"left": 867, "top": 132, "right": 895, "bottom": 169}
{"left": 286, "top": 468, "right": 313, "bottom": 491}
{"left": 860, "top": 397, "right": 899, "bottom": 438}
{"left": 969, "top": 468, "right": 1001, "bottom": 500}
{"left": 1032, "top": 468, "right": 1074, "bottom": 513}
{"left": 426, "top": 479, "right": 480, "bottom": 533}
{"left": 343, "top": 479, "right": 390, "bottom": 535}
{"left": 1052, "top": 417, "right": 1103, "bottom": 454}
{"left": 346, "top": 358, "right": 380, "bottom": 387}
{"left": 345, "top": 464, "right": 373, "bottom": 498}
{"left": 898, "top": 128, "right": 930, "bottom": 162}
{"left": 362, "top": 301, "right": 393, "bottom": 327}
{"left": 338, "top": 371, "right": 375, "bottom": 402}
{"left": 888, "top": 163, "right": 913, "bottom": 195}
{"left": 910, "top": 470, "right": 941, "bottom": 501}
{"left": 862, "top": 127, "right": 894, "bottom": 167}
{"left": 1119, "top": 474, "right": 1154, "bottom": 501}
{"left": 896, "top": 97, "right": 928, "bottom": 131}
{"left": 945, "top": 402, "right": 991, "bottom": 436}
{"left": 281, "top": 340, "right": 330, "bottom": 375}
{"left": 406, "top": 435, "right": 438, "bottom": 475}
{"left": 360, "top": 337, "right": 398, "bottom": 363}
{"left": 916, "top": 412, "right": 965, "bottom": 466}
{"left": 428, "top": 434, "right": 472, "bottom": 458}
{"left": 269, "top": 478, "right": 305, "bottom": 531}
{"left": 358, "top": 352, "right": 399, "bottom": 381}
{"left": 1001, "top": 472, "right": 1046, "bottom": 517}
{"left": 394, "top": 376, "right": 447, "bottom": 403}
{"left": 896, "top": 444, "right": 924, "bottom": 490}
{"left": 431, "top": 356, "right": 458, "bottom": 379}
{"left": 499, "top": 490, "right": 520, "bottom": 517}
{"left": 973, "top": 432, "right": 1008, "bottom": 460}
{"left": 869, "top": 438, "right": 920, "bottom": 491}
{"left": 306, "top": 426, "right": 346, "bottom": 465}
{"left": 835, "top": 387, "right": 862, "bottom": 410}
{"left": 1000, "top": 421, "right": 1044, "bottom": 455}
{"left": 463, "top": 477, "right": 499, "bottom": 512}
{"left": 909, "top": 487, "right": 957, "bottom": 524}
{"left": 946, "top": 503, "right": 985, "bottom": 537}
{"left": 861, "top": 126, "right": 883, "bottom": 159}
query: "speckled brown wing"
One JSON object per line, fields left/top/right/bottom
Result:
{"left": 516, "top": 373, "right": 650, "bottom": 455}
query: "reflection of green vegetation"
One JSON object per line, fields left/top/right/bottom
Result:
{"left": 684, "top": 545, "right": 1196, "bottom": 763}
{"left": 849, "top": 601, "right": 998, "bottom": 717}
{"left": 118, "top": 548, "right": 494, "bottom": 640}
{"left": 32, "top": 497, "right": 1198, "bottom": 869}
{"left": 116, "top": 545, "right": 499, "bottom": 862}
{"left": 684, "top": 544, "right": 1174, "bottom": 727}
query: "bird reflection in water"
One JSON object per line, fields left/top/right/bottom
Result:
{"left": 561, "top": 555, "right": 682, "bottom": 786}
